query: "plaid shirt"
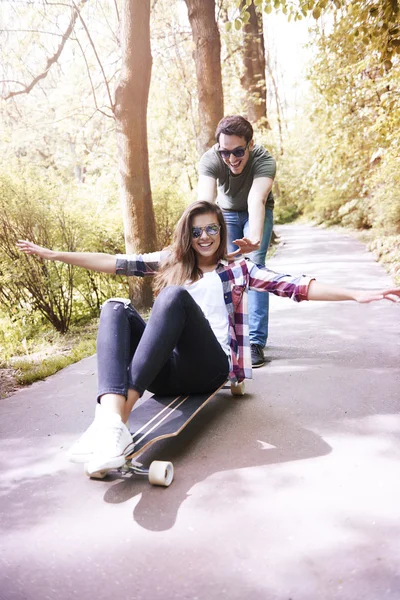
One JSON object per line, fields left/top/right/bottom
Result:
{"left": 116, "top": 252, "right": 313, "bottom": 383}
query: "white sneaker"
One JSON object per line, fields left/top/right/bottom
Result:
{"left": 86, "top": 412, "right": 134, "bottom": 475}
{"left": 68, "top": 403, "right": 103, "bottom": 463}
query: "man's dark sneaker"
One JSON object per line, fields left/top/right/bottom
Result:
{"left": 251, "top": 344, "right": 265, "bottom": 368}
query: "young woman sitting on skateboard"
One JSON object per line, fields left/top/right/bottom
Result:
{"left": 17, "top": 201, "right": 400, "bottom": 475}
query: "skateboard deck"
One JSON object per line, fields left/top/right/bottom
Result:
{"left": 85, "top": 380, "right": 245, "bottom": 485}
{"left": 126, "top": 383, "right": 226, "bottom": 460}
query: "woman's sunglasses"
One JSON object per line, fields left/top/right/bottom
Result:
{"left": 191, "top": 224, "right": 221, "bottom": 239}
{"left": 217, "top": 142, "right": 249, "bottom": 160}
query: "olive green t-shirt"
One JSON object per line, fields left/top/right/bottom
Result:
{"left": 199, "top": 144, "right": 276, "bottom": 211}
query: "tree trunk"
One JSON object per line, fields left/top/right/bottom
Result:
{"left": 240, "top": 1, "right": 269, "bottom": 128}
{"left": 114, "top": 0, "right": 157, "bottom": 308}
{"left": 184, "top": 0, "right": 224, "bottom": 156}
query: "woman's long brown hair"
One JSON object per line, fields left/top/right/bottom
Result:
{"left": 153, "top": 201, "right": 228, "bottom": 293}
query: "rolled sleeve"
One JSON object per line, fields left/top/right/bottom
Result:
{"left": 248, "top": 261, "right": 314, "bottom": 302}
{"left": 115, "top": 251, "right": 166, "bottom": 277}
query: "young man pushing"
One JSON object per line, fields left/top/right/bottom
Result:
{"left": 198, "top": 115, "right": 276, "bottom": 367}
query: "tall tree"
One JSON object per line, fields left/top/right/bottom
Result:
{"left": 115, "top": 0, "right": 158, "bottom": 307}
{"left": 240, "top": 0, "right": 269, "bottom": 127}
{"left": 184, "top": 0, "right": 224, "bottom": 155}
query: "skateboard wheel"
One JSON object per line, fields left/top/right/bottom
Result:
{"left": 148, "top": 460, "right": 174, "bottom": 487}
{"left": 84, "top": 465, "right": 108, "bottom": 479}
{"left": 231, "top": 381, "right": 245, "bottom": 396}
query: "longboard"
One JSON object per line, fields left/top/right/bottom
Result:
{"left": 86, "top": 381, "right": 245, "bottom": 486}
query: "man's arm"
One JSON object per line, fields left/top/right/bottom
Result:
{"left": 230, "top": 176, "right": 274, "bottom": 256}
{"left": 247, "top": 176, "right": 274, "bottom": 242}
{"left": 198, "top": 174, "right": 217, "bottom": 202}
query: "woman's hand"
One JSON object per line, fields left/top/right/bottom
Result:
{"left": 16, "top": 240, "right": 55, "bottom": 260}
{"left": 354, "top": 288, "right": 400, "bottom": 303}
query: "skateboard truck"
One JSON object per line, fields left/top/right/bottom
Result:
{"left": 86, "top": 458, "right": 174, "bottom": 486}
{"left": 129, "top": 459, "right": 174, "bottom": 486}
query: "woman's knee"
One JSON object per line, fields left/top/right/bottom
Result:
{"left": 99, "top": 298, "right": 131, "bottom": 325}
{"left": 154, "top": 286, "right": 189, "bottom": 308}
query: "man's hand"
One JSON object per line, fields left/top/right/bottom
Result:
{"left": 17, "top": 240, "right": 54, "bottom": 260}
{"left": 226, "top": 237, "right": 260, "bottom": 259}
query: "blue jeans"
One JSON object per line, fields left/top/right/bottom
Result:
{"left": 96, "top": 287, "right": 229, "bottom": 398}
{"left": 222, "top": 208, "right": 273, "bottom": 347}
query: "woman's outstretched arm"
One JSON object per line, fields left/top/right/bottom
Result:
{"left": 248, "top": 262, "right": 400, "bottom": 304}
{"left": 307, "top": 280, "right": 400, "bottom": 303}
{"left": 16, "top": 240, "right": 117, "bottom": 274}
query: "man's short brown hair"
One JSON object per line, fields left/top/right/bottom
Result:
{"left": 215, "top": 115, "right": 253, "bottom": 144}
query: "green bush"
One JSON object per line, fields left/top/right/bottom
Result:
{"left": 259, "top": 128, "right": 312, "bottom": 225}
{"left": 368, "top": 235, "right": 400, "bottom": 286}
{"left": 338, "top": 198, "right": 373, "bottom": 230}
{"left": 367, "top": 156, "right": 400, "bottom": 234}
{"left": 0, "top": 163, "right": 130, "bottom": 333}
{"left": 302, "top": 186, "right": 344, "bottom": 226}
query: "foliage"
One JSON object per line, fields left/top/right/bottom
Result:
{"left": 219, "top": 1, "right": 257, "bottom": 115}
{"left": 0, "top": 168, "right": 74, "bottom": 332}
{"left": 258, "top": 126, "right": 314, "bottom": 224}
{"left": 0, "top": 310, "right": 45, "bottom": 364}
{"left": 290, "top": 2, "right": 400, "bottom": 235}
{"left": 366, "top": 150, "right": 400, "bottom": 233}
{"left": 234, "top": 0, "right": 400, "bottom": 63}
{"left": 148, "top": 0, "right": 200, "bottom": 195}
{"left": 0, "top": 163, "right": 129, "bottom": 333}
{"left": 368, "top": 235, "right": 400, "bottom": 286}
{"left": 152, "top": 185, "right": 188, "bottom": 248}
{"left": 0, "top": 1, "right": 119, "bottom": 184}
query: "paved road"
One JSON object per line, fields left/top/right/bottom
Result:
{"left": 1, "top": 224, "right": 399, "bottom": 600}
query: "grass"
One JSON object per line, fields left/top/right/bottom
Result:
{"left": 11, "top": 335, "right": 97, "bottom": 385}
{"left": 2, "top": 320, "right": 99, "bottom": 391}
{"left": 1, "top": 309, "right": 151, "bottom": 396}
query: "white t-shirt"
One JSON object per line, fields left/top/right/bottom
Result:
{"left": 184, "top": 270, "right": 230, "bottom": 358}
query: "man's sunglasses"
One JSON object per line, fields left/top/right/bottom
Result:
{"left": 191, "top": 224, "right": 221, "bottom": 238}
{"left": 217, "top": 142, "right": 249, "bottom": 160}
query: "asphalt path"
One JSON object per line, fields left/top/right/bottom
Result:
{"left": 1, "top": 224, "right": 399, "bottom": 600}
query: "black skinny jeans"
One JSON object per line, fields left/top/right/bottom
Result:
{"left": 96, "top": 286, "right": 230, "bottom": 399}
